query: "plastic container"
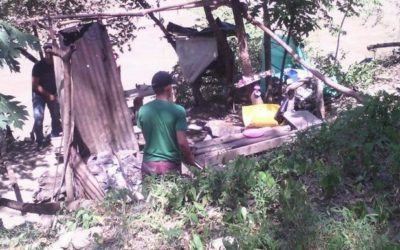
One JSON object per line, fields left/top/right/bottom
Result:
{"left": 242, "top": 104, "right": 280, "bottom": 128}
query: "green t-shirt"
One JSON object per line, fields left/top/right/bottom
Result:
{"left": 138, "top": 99, "right": 188, "bottom": 164}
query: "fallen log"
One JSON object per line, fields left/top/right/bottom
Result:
{"left": 0, "top": 198, "right": 61, "bottom": 215}
{"left": 367, "top": 42, "right": 400, "bottom": 51}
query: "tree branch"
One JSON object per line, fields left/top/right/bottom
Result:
{"left": 15, "top": 47, "right": 39, "bottom": 63}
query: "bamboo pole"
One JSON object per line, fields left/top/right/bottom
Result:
{"left": 244, "top": 14, "right": 364, "bottom": 103}
{"left": 20, "top": 0, "right": 227, "bottom": 23}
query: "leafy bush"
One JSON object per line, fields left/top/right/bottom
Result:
{"left": 311, "top": 52, "right": 379, "bottom": 89}
{"left": 345, "top": 61, "right": 378, "bottom": 88}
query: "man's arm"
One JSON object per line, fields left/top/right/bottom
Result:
{"left": 176, "top": 131, "right": 196, "bottom": 166}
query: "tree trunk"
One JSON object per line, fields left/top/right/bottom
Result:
{"left": 231, "top": 0, "right": 253, "bottom": 77}
{"left": 334, "top": 9, "right": 348, "bottom": 62}
{"left": 192, "top": 77, "right": 205, "bottom": 106}
{"left": 316, "top": 79, "right": 326, "bottom": 120}
{"left": 203, "top": 4, "right": 235, "bottom": 106}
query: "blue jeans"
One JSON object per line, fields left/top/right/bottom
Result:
{"left": 32, "top": 93, "right": 62, "bottom": 143}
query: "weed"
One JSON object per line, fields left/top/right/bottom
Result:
{"left": 0, "top": 223, "right": 55, "bottom": 249}
{"left": 65, "top": 207, "right": 102, "bottom": 231}
{"left": 315, "top": 208, "right": 398, "bottom": 250}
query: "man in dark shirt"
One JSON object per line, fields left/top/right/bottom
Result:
{"left": 31, "top": 43, "right": 62, "bottom": 146}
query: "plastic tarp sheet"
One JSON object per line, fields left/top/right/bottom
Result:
{"left": 176, "top": 37, "right": 218, "bottom": 83}
{"left": 260, "top": 36, "right": 306, "bottom": 95}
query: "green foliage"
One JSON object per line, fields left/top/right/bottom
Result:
{"left": 311, "top": 52, "right": 379, "bottom": 89}
{"left": 315, "top": 208, "right": 398, "bottom": 250}
{"left": 0, "top": 93, "right": 28, "bottom": 129}
{"left": 1, "top": 0, "right": 144, "bottom": 51}
{"left": 0, "top": 223, "right": 55, "bottom": 249}
{"left": 65, "top": 208, "right": 101, "bottom": 231}
{"left": 191, "top": 234, "right": 204, "bottom": 250}
{"left": 345, "top": 61, "right": 378, "bottom": 88}
{"left": 0, "top": 20, "right": 40, "bottom": 72}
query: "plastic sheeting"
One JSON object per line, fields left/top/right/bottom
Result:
{"left": 176, "top": 37, "right": 218, "bottom": 83}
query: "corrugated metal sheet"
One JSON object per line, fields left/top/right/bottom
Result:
{"left": 57, "top": 23, "right": 138, "bottom": 155}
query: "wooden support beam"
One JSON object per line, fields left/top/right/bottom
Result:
{"left": 316, "top": 80, "right": 326, "bottom": 120}
{"left": 367, "top": 42, "right": 400, "bottom": 51}
{"left": 20, "top": 0, "right": 227, "bottom": 23}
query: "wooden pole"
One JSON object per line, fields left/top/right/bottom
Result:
{"left": 20, "top": 0, "right": 227, "bottom": 23}
{"left": 244, "top": 14, "right": 364, "bottom": 103}
{"left": 367, "top": 42, "right": 400, "bottom": 50}
{"left": 6, "top": 165, "right": 23, "bottom": 203}
{"left": 316, "top": 79, "right": 326, "bottom": 120}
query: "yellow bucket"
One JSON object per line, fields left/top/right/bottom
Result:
{"left": 242, "top": 104, "right": 280, "bottom": 128}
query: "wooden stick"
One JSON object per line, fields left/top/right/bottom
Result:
{"left": 367, "top": 42, "right": 400, "bottom": 51}
{"left": 0, "top": 198, "right": 61, "bottom": 215}
{"left": 6, "top": 166, "right": 23, "bottom": 203}
{"left": 20, "top": 0, "right": 227, "bottom": 23}
{"left": 244, "top": 14, "right": 364, "bottom": 103}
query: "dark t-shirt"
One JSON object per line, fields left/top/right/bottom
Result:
{"left": 32, "top": 60, "right": 57, "bottom": 95}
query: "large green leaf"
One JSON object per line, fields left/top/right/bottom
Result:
{"left": 0, "top": 93, "right": 28, "bottom": 129}
{"left": 0, "top": 20, "right": 39, "bottom": 72}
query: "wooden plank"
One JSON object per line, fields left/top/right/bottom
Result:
{"left": 283, "top": 110, "right": 323, "bottom": 130}
{"left": 367, "top": 42, "right": 400, "bottom": 50}
{"left": 196, "top": 134, "right": 294, "bottom": 166}
{"left": 193, "top": 125, "right": 291, "bottom": 155}
{"left": 193, "top": 133, "right": 245, "bottom": 149}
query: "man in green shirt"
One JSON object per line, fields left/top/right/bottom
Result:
{"left": 138, "top": 71, "right": 195, "bottom": 175}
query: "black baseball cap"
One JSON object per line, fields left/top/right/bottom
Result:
{"left": 151, "top": 71, "right": 173, "bottom": 89}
